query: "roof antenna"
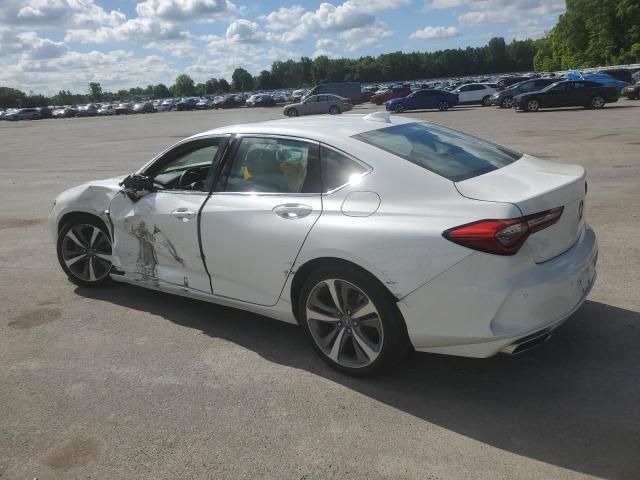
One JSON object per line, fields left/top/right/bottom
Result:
{"left": 363, "top": 111, "right": 392, "bottom": 123}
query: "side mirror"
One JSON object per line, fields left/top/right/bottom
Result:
{"left": 119, "top": 174, "right": 155, "bottom": 202}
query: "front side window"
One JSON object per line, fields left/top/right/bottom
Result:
{"left": 353, "top": 122, "right": 521, "bottom": 182}
{"left": 149, "top": 139, "right": 226, "bottom": 191}
{"left": 549, "top": 83, "right": 568, "bottom": 93}
{"left": 223, "top": 137, "right": 320, "bottom": 193}
{"left": 321, "top": 146, "right": 369, "bottom": 193}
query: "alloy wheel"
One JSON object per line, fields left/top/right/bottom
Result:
{"left": 502, "top": 97, "right": 513, "bottom": 108}
{"left": 438, "top": 101, "right": 449, "bottom": 111}
{"left": 305, "top": 278, "right": 383, "bottom": 369}
{"left": 61, "top": 224, "right": 112, "bottom": 282}
{"left": 591, "top": 96, "right": 605, "bottom": 109}
{"left": 527, "top": 99, "right": 539, "bottom": 111}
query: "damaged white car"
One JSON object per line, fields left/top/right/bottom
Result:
{"left": 50, "top": 113, "right": 597, "bottom": 374}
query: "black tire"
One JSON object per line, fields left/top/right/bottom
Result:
{"left": 298, "top": 264, "right": 411, "bottom": 375}
{"left": 590, "top": 95, "right": 605, "bottom": 109}
{"left": 481, "top": 95, "right": 492, "bottom": 106}
{"left": 375, "top": 99, "right": 382, "bottom": 105}
{"left": 329, "top": 105, "right": 341, "bottom": 115}
{"left": 394, "top": 103, "right": 405, "bottom": 113}
{"left": 57, "top": 217, "right": 113, "bottom": 288}
{"left": 500, "top": 96, "right": 513, "bottom": 108}
{"left": 438, "top": 101, "right": 449, "bottom": 111}
{"left": 287, "top": 108, "right": 298, "bottom": 117}
{"left": 525, "top": 98, "right": 540, "bottom": 112}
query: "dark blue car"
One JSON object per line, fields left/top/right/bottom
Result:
{"left": 385, "top": 89, "right": 459, "bottom": 112}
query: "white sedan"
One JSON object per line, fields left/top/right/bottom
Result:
{"left": 49, "top": 112, "right": 597, "bottom": 374}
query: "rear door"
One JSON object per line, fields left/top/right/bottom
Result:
{"left": 544, "top": 82, "right": 570, "bottom": 107}
{"left": 568, "top": 81, "right": 590, "bottom": 106}
{"left": 200, "top": 135, "right": 322, "bottom": 306}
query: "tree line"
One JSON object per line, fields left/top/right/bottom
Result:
{"left": 3, "top": 3, "right": 640, "bottom": 110}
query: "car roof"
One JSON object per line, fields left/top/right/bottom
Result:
{"left": 195, "top": 114, "right": 418, "bottom": 142}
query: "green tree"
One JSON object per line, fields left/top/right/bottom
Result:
{"left": 173, "top": 74, "right": 196, "bottom": 97}
{"left": 231, "top": 68, "right": 254, "bottom": 91}
{"left": 152, "top": 83, "right": 171, "bottom": 98}
{"left": 88, "top": 82, "right": 103, "bottom": 101}
{"left": 218, "top": 78, "right": 230, "bottom": 93}
{"left": 204, "top": 78, "right": 219, "bottom": 94}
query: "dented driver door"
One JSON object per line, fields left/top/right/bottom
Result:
{"left": 109, "top": 136, "right": 228, "bottom": 293}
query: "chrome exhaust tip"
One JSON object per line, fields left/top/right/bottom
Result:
{"left": 501, "top": 328, "right": 553, "bottom": 355}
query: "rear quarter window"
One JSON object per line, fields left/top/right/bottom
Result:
{"left": 352, "top": 122, "right": 522, "bottom": 182}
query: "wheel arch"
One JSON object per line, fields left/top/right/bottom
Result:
{"left": 57, "top": 211, "right": 111, "bottom": 239}
{"left": 290, "top": 256, "right": 401, "bottom": 321}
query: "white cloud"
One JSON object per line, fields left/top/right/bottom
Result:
{"left": 315, "top": 38, "right": 339, "bottom": 49}
{"left": 0, "top": 30, "right": 68, "bottom": 60}
{"left": 1, "top": 0, "right": 126, "bottom": 28}
{"left": 338, "top": 22, "right": 392, "bottom": 52}
{"left": 225, "top": 18, "right": 276, "bottom": 43}
{"left": 261, "top": 5, "right": 306, "bottom": 30}
{"left": 312, "top": 48, "right": 339, "bottom": 59}
{"left": 425, "top": 0, "right": 465, "bottom": 9}
{"left": 135, "top": 0, "right": 236, "bottom": 22}
{"left": 410, "top": 25, "right": 459, "bottom": 39}
{"left": 456, "top": 0, "right": 564, "bottom": 25}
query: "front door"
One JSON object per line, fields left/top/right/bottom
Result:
{"left": 110, "top": 136, "right": 228, "bottom": 292}
{"left": 544, "top": 82, "right": 570, "bottom": 108}
{"left": 200, "top": 135, "right": 322, "bottom": 306}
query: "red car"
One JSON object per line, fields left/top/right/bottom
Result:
{"left": 370, "top": 86, "right": 412, "bottom": 105}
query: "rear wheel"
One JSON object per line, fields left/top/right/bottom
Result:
{"left": 590, "top": 95, "right": 605, "bottom": 109}
{"left": 526, "top": 98, "right": 540, "bottom": 112}
{"left": 394, "top": 103, "right": 405, "bottom": 113}
{"left": 481, "top": 95, "right": 492, "bottom": 106}
{"left": 287, "top": 108, "right": 298, "bottom": 117}
{"left": 501, "top": 96, "right": 513, "bottom": 108}
{"left": 299, "top": 265, "right": 410, "bottom": 375}
{"left": 57, "top": 218, "right": 113, "bottom": 288}
{"left": 438, "top": 101, "right": 449, "bottom": 111}
{"left": 329, "top": 105, "right": 341, "bottom": 115}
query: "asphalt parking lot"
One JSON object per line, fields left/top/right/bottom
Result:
{"left": 1, "top": 102, "right": 639, "bottom": 480}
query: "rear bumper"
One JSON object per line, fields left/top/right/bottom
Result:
{"left": 398, "top": 225, "right": 598, "bottom": 358}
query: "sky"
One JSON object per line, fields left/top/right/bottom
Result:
{"left": 0, "top": 0, "right": 566, "bottom": 95}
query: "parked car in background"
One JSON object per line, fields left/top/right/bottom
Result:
{"left": 621, "top": 83, "right": 640, "bottom": 100}
{"left": 597, "top": 68, "right": 633, "bottom": 85}
{"left": 283, "top": 94, "right": 351, "bottom": 117}
{"left": 214, "top": 95, "right": 245, "bottom": 109}
{"left": 491, "top": 78, "right": 556, "bottom": 108}
{"left": 97, "top": 104, "right": 115, "bottom": 115}
{"left": 385, "top": 89, "right": 459, "bottom": 112}
{"left": 53, "top": 106, "right": 77, "bottom": 118}
{"left": 247, "top": 94, "right": 276, "bottom": 107}
{"left": 176, "top": 97, "right": 198, "bottom": 111}
{"left": 76, "top": 104, "right": 98, "bottom": 117}
{"left": 370, "top": 86, "right": 412, "bottom": 105}
{"left": 291, "top": 89, "right": 306, "bottom": 102}
{"left": 115, "top": 103, "right": 132, "bottom": 115}
{"left": 195, "top": 98, "right": 214, "bottom": 110}
{"left": 160, "top": 99, "right": 175, "bottom": 111}
{"left": 514, "top": 80, "right": 618, "bottom": 112}
{"left": 304, "top": 82, "right": 361, "bottom": 104}
{"left": 132, "top": 102, "right": 155, "bottom": 114}
{"left": 38, "top": 107, "right": 53, "bottom": 119}
{"left": 451, "top": 83, "right": 496, "bottom": 106}
{"left": 4, "top": 108, "right": 42, "bottom": 121}
{"left": 496, "top": 76, "right": 530, "bottom": 91}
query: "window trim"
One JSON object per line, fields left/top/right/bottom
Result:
{"left": 214, "top": 133, "right": 322, "bottom": 196}
{"left": 319, "top": 143, "right": 373, "bottom": 195}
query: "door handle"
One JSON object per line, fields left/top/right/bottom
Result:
{"left": 172, "top": 208, "right": 196, "bottom": 222}
{"left": 273, "top": 203, "right": 313, "bottom": 220}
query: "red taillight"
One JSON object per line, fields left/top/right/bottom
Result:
{"left": 443, "top": 207, "right": 564, "bottom": 255}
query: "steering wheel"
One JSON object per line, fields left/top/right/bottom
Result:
{"left": 178, "top": 167, "right": 204, "bottom": 189}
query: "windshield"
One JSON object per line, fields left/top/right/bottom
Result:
{"left": 353, "top": 122, "right": 522, "bottom": 182}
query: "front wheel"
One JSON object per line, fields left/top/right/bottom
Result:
{"left": 501, "top": 96, "right": 513, "bottom": 108}
{"left": 394, "top": 104, "right": 405, "bottom": 113}
{"left": 525, "top": 98, "right": 540, "bottom": 112}
{"left": 57, "top": 218, "right": 113, "bottom": 288}
{"left": 481, "top": 95, "right": 492, "bottom": 106}
{"left": 329, "top": 105, "right": 341, "bottom": 115}
{"left": 438, "top": 101, "right": 449, "bottom": 111}
{"left": 287, "top": 108, "right": 298, "bottom": 117}
{"left": 590, "top": 95, "right": 605, "bottom": 109}
{"left": 299, "top": 265, "right": 410, "bottom": 375}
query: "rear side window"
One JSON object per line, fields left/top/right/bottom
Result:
{"left": 321, "top": 146, "right": 369, "bottom": 193}
{"left": 352, "top": 122, "right": 521, "bottom": 182}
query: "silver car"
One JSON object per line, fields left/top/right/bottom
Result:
{"left": 283, "top": 94, "right": 352, "bottom": 117}
{"left": 49, "top": 113, "right": 597, "bottom": 374}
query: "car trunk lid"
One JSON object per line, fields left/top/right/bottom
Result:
{"left": 455, "top": 154, "right": 586, "bottom": 263}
